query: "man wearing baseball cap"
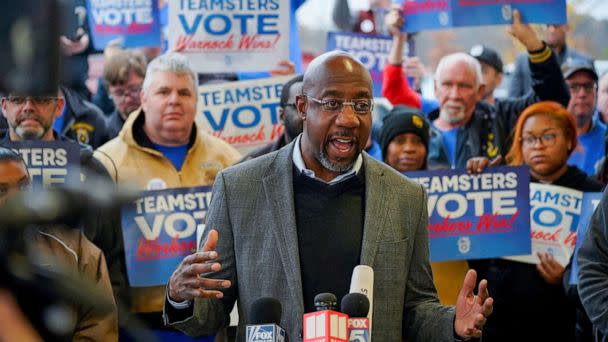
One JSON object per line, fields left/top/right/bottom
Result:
{"left": 562, "top": 58, "right": 605, "bottom": 176}
{"left": 469, "top": 45, "right": 504, "bottom": 106}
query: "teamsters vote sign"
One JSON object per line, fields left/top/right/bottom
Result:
{"left": 395, "top": 0, "right": 567, "bottom": 32}
{"left": 407, "top": 166, "right": 531, "bottom": 261}
{"left": 121, "top": 186, "right": 212, "bottom": 287}
{"left": 506, "top": 183, "right": 584, "bottom": 267}
{"left": 4, "top": 141, "right": 80, "bottom": 190}
{"left": 168, "top": 0, "right": 290, "bottom": 72}
{"left": 86, "top": 0, "right": 162, "bottom": 50}
{"left": 326, "top": 32, "right": 412, "bottom": 97}
{"left": 197, "top": 75, "right": 291, "bottom": 154}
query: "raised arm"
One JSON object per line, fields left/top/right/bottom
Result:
{"left": 382, "top": 7, "right": 421, "bottom": 109}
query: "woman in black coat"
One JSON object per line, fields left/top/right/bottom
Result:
{"left": 467, "top": 101, "right": 603, "bottom": 342}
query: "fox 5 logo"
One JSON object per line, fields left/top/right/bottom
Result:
{"left": 348, "top": 318, "right": 369, "bottom": 342}
{"left": 246, "top": 325, "right": 285, "bottom": 342}
{"left": 349, "top": 329, "right": 370, "bottom": 342}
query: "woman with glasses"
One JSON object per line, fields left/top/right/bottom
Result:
{"left": 466, "top": 101, "right": 603, "bottom": 342}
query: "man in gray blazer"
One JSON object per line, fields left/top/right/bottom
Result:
{"left": 163, "top": 51, "right": 493, "bottom": 341}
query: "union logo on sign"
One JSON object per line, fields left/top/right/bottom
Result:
{"left": 458, "top": 236, "right": 471, "bottom": 254}
{"left": 501, "top": 5, "right": 513, "bottom": 21}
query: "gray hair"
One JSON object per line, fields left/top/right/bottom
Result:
{"left": 435, "top": 52, "right": 483, "bottom": 87}
{"left": 142, "top": 53, "right": 198, "bottom": 95}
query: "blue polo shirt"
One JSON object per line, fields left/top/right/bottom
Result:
{"left": 569, "top": 115, "right": 607, "bottom": 176}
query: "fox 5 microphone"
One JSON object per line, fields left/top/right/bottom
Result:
{"left": 349, "top": 265, "right": 374, "bottom": 333}
{"left": 341, "top": 293, "right": 370, "bottom": 342}
{"left": 303, "top": 293, "right": 348, "bottom": 342}
{"left": 245, "top": 297, "right": 286, "bottom": 342}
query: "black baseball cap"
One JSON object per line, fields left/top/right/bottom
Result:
{"left": 469, "top": 45, "right": 503, "bottom": 73}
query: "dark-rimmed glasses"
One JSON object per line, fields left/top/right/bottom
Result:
{"left": 304, "top": 95, "right": 373, "bottom": 114}
{"left": 5, "top": 96, "right": 58, "bottom": 106}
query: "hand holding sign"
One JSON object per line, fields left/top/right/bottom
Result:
{"left": 270, "top": 60, "right": 296, "bottom": 76}
{"left": 387, "top": 6, "right": 408, "bottom": 67}
{"left": 386, "top": 5, "right": 405, "bottom": 37}
{"left": 536, "top": 252, "right": 565, "bottom": 285}
{"left": 454, "top": 270, "right": 493, "bottom": 340}
{"left": 168, "top": 229, "right": 231, "bottom": 302}
{"left": 508, "top": 9, "right": 544, "bottom": 51}
{"left": 466, "top": 156, "right": 503, "bottom": 174}
{"left": 60, "top": 29, "right": 90, "bottom": 56}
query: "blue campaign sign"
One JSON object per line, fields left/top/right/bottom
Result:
{"left": 197, "top": 75, "right": 291, "bottom": 154}
{"left": 86, "top": 0, "right": 161, "bottom": 50}
{"left": 121, "top": 186, "right": 212, "bottom": 287}
{"left": 326, "top": 32, "right": 412, "bottom": 97}
{"left": 569, "top": 192, "right": 602, "bottom": 285}
{"left": 398, "top": 0, "right": 453, "bottom": 32}
{"left": 3, "top": 140, "right": 80, "bottom": 190}
{"left": 406, "top": 166, "right": 531, "bottom": 261}
{"left": 451, "top": 0, "right": 566, "bottom": 27}
{"left": 395, "top": 0, "right": 566, "bottom": 32}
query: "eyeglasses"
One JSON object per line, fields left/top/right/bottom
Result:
{"left": 110, "top": 86, "right": 141, "bottom": 99}
{"left": 521, "top": 133, "right": 559, "bottom": 147}
{"left": 567, "top": 83, "right": 597, "bottom": 94}
{"left": 5, "top": 96, "right": 58, "bottom": 106}
{"left": 304, "top": 95, "right": 373, "bottom": 114}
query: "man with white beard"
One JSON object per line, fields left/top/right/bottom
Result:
{"left": 423, "top": 10, "right": 570, "bottom": 169}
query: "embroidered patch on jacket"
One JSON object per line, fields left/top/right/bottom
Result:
{"left": 486, "top": 133, "right": 499, "bottom": 158}
{"left": 72, "top": 122, "right": 94, "bottom": 144}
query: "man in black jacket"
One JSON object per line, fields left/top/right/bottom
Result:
{"left": 0, "top": 90, "right": 128, "bottom": 324}
{"left": 58, "top": 85, "right": 109, "bottom": 148}
{"left": 509, "top": 22, "right": 593, "bottom": 97}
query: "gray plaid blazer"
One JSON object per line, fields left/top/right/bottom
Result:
{"left": 164, "top": 141, "right": 456, "bottom": 341}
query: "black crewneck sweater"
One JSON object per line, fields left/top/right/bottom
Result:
{"left": 292, "top": 167, "right": 366, "bottom": 313}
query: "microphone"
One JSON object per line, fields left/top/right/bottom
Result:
{"left": 303, "top": 293, "right": 348, "bottom": 342}
{"left": 349, "top": 265, "right": 374, "bottom": 333}
{"left": 246, "top": 297, "right": 287, "bottom": 342}
{"left": 314, "top": 292, "right": 338, "bottom": 311}
{"left": 341, "top": 293, "right": 370, "bottom": 342}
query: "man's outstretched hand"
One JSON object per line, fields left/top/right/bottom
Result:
{"left": 454, "top": 269, "right": 494, "bottom": 340}
{"left": 168, "top": 230, "right": 231, "bottom": 302}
